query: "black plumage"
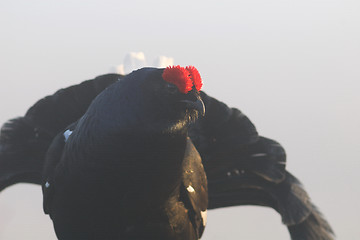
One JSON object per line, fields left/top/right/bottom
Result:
{"left": 0, "top": 71, "right": 334, "bottom": 239}
{"left": 42, "top": 67, "right": 208, "bottom": 239}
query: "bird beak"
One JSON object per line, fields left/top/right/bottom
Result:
{"left": 180, "top": 96, "right": 206, "bottom": 116}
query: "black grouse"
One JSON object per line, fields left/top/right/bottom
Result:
{"left": 37, "top": 66, "right": 208, "bottom": 239}
{"left": 0, "top": 69, "right": 334, "bottom": 239}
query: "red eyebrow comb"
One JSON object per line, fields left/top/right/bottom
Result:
{"left": 162, "top": 65, "right": 203, "bottom": 94}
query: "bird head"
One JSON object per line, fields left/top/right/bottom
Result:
{"left": 82, "top": 66, "right": 205, "bottom": 135}
{"left": 134, "top": 65, "right": 205, "bottom": 132}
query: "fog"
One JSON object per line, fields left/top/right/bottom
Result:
{"left": 0, "top": 1, "right": 359, "bottom": 239}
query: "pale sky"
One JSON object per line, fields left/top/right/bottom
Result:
{"left": 0, "top": 0, "right": 359, "bottom": 239}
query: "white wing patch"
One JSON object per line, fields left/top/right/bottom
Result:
{"left": 63, "top": 129, "right": 73, "bottom": 142}
{"left": 201, "top": 210, "right": 207, "bottom": 226}
{"left": 186, "top": 185, "right": 195, "bottom": 193}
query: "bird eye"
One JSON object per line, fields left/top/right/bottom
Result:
{"left": 166, "top": 83, "right": 178, "bottom": 93}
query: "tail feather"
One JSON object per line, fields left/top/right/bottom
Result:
{"left": 207, "top": 170, "right": 335, "bottom": 240}
{"left": 247, "top": 137, "right": 287, "bottom": 183}
{"left": 0, "top": 74, "right": 120, "bottom": 192}
{"left": 282, "top": 173, "right": 335, "bottom": 239}
{"left": 0, "top": 117, "right": 48, "bottom": 191}
{"left": 25, "top": 74, "right": 119, "bottom": 134}
{"left": 272, "top": 172, "right": 313, "bottom": 225}
{"left": 288, "top": 204, "right": 335, "bottom": 240}
{"left": 205, "top": 133, "right": 334, "bottom": 240}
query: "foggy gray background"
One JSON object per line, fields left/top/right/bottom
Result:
{"left": 0, "top": 0, "right": 359, "bottom": 239}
